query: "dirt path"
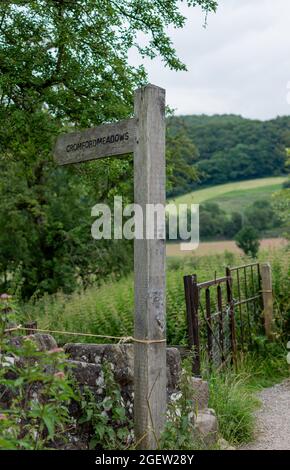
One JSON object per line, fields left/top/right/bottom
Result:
{"left": 240, "top": 380, "right": 290, "bottom": 450}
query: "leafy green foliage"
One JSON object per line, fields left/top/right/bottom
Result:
{"left": 0, "top": 0, "right": 216, "bottom": 299}
{"left": 244, "top": 200, "right": 281, "bottom": 234}
{"left": 0, "top": 297, "right": 76, "bottom": 449}
{"left": 0, "top": 295, "right": 135, "bottom": 450}
{"left": 2, "top": 248, "right": 290, "bottom": 450}
{"left": 273, "top": 188, "right": 290, "bottom": 239}
{"left": 282, "top": 179, "right": 290, "bottom": 189}
{"left": 271, "top": 255, "right": 290, "bottom": 336}
{"left": 168, "top": 115, "right": 289, "bottom": 193}
{"left": 78, "top": 362, "right": 132, "bottom": 450}
{"left": 169, "top": 178, "right": 286, "bottom": 241}
{"left": 199, "top": 202, "right": 242, "bottom": 240}
{"left": 235, "top": 226, "right": 260, "bottom": 258}
{"left": 166, "top": 117, "right": 199, "bottom": 196}
{"left": 160, "top": 367, "right": 205, "bottom": 450}
{"left": 21, "top": 250, "right": 289, "bottom": 347}
{"left": 0, "top": 155, "right": 134, "bottom": 298}
{"left": 168, "top": 196, "right": 281, "bottom": 243}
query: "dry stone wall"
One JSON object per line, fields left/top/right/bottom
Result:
{"left": 4, "top": 333, "right": 219, "bottom": 447}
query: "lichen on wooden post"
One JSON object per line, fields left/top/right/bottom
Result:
{"left": 133, "top": 84, "right": 166, "bottom": 449}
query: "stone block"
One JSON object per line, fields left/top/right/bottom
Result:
{"left": 190, "top": 377, "right": 209, "bottom": 410}
{"left": 9, "top": 333, "right": 58, "bottom": 352}
{"left": 64, "top": 343, "right": 181, "bottom": 394}
{"left": 194, "top": 408, "right": 218, "bottom": 446}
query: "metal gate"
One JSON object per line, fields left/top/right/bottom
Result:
{"left": 183, "top": 263, "right": 263, "bottom": 375}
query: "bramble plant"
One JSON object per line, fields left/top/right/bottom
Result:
{"left": 160, "top": 364, "right": 202, "bottom": 450}
{"left": 78, "top": 361, "right": 133, "bottom": 450}
{"left": 0, "top": 294, "right": 135, "bottom": 450}
{"left": 0, "top": 295, "right": 76, "bottom": 450}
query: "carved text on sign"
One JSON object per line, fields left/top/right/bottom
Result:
{"left": 66, "top": 132, "right": 130, "bottom": 153}
{"left": 54, "top": 118, "right": 135, "bottom": 165}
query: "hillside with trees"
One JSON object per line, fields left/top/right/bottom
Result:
{"left": 167, "top": 114, "right": 290, "bottom": 197}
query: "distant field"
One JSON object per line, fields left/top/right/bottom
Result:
{"left": 168, "top": 177, "right": 287, "bottom": 214}
{"left": 166, "top": 238, "right": 288, "bottom": 257}
{"left": 207, "top": 183, "right": 284, "bottom": 214}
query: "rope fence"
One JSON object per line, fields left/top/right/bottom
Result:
{"left": 4, "top": 324, "right": 166, "bottom": 345}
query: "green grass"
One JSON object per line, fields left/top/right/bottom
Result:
{"left": 208, "top": 183, "right": 283, "bottom": 215}
{"left": 21, "top": 248, "right": 290, "bottom": 349}
{"left": 208, "top": 368, "right": 259, "bottom": 445}
{"left": 167, "top": 177, "right": 287, "bottom": 215}
{"left": 19, "top": 248, "right": 290, "bottom": 449}
{"left": 207, "top": 346, "right": 290, "bottom": 446}
{"left": 22, "top": 252, "right": 245, "bottom": 345}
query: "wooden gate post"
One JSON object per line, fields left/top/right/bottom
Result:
{"left": 24, "top": 321, "right": 37, "bottom": 335}
{"left": 134, "top": 84, "right": 166, "bottom": 449}
{"left": 226, "top": 267, "right": 237, "bottom": 367}
{"left": 183, "top": 274, "right": 201, "bottom": 376}
{"left": 260, "top": 262, "right": 274, "bottom": 339}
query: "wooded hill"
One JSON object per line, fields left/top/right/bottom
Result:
{"left": 167, "top": 114, "right": 290, "bottom": 197}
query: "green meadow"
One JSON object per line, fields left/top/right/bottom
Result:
{"left": 168, "top": 177, "right": 287, "bottom": 215}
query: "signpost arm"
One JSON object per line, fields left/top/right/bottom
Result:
{"left": 54, "top": 82, "right": 166, "bottom": 450}
{"left": 134, "top": 84, "right": 166, "bottom": 449}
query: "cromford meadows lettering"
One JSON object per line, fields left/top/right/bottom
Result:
{"left": 66, "top": 132, "right": 129, "bottom": 153}
{"left": 54, "top": 117, "right": 135, "bottom": 164}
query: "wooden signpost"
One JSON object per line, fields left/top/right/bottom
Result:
{"left": 54, "top": 118, "right": 136, "bottom": 165}
{"left": 54, "top": 84, "right": 166, "bottom": 450}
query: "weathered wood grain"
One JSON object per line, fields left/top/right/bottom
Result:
{"left": 261, "top": 263, "right": 274, "bottom": 339}
{"left": 54, "top": 118, "right": 136, "bottom": 165}
{"left": 134, "top": 84, "right": 166, "bottom": 449}
{"left": 54, "top": 83, "right": 167, "bottom": 450}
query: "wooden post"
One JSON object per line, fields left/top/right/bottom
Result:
{"left": 24, "top": 321, "right": 37, "bottom": 335}
{"left": 134, "top": 84, "right": 166, "bottom": 449}
{"left": 54, "top": 83, "right": 167, "bottom": 450}
{"left": 226, "top": 267, "right": 237, "bottom": 367}
{"left": 183, "top": 274, "right": 201, "bottom": 376}
{"left": 260, "top": 262, "right": 273, "bottom": 339}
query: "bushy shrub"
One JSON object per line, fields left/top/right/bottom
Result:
{"left": 235, "top": 226, "right": 260, "bottom": 258}
{"left": 166, "top": 203, "right": 243, "bottom": 242}
{"left": 160, "top": 363, "right": 206, "bottom": 450}
{"left": 0, "top": 295, "right": 76, "bottom": 449}
{"left": 0, "top": 295, "right": 134, "bottom": 450}
{"left": 245, "top": 200, "right": 281, "bottom": 233}
{"left": 282, "top": 179, "right": 290, "bottom": 189}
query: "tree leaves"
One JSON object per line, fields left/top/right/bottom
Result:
{"left": 0, "top": 0, "right": 217, "bottom": 298}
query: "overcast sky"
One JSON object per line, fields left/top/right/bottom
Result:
{"left": 130, "top": 0, "right": 290, "bottom": 120}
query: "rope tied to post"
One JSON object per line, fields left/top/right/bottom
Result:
{"left": 3, "top": 324, "right": 166, "bottom": 344}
